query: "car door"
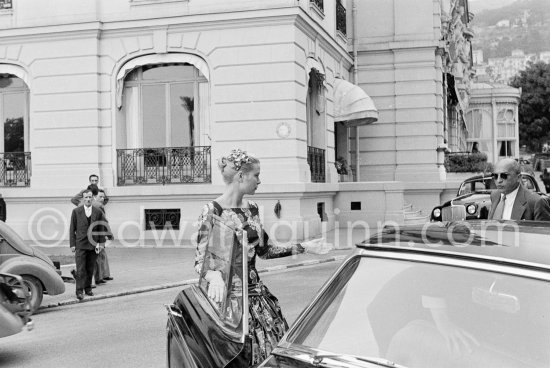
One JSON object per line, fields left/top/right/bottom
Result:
{"left": 166, "top": 215, "right": 249, "bottom": 368}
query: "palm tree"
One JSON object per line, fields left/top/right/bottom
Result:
{"left": 180, "top": 96, "right": 195, "bottom": 178}
{"left": 180, "top": 96, "right": 194, "bottom": 147}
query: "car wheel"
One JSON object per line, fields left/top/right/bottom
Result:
{"left": 21, "top": 275, "right": 43, "bottom": 314}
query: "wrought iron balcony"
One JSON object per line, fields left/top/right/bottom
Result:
{"left": 336, "top": 0, "right": 347, "bottom": 36}
{"left": 307, "top": 146, "right": 326, "bottom": 183}
{"left": 0, "top": 0, "right": 12, "bottom": 10}
{"left": 116, "top": 146, "right": 211, "bottom": 186}
{"left": 310, "top": 0, "right": 324, "bottom": 12}
{"left": 0, "top": 152, "right": 31, "bottom": 187}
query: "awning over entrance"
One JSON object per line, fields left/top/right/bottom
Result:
{"left": 333, "top": 78, "right": 378, "bottom": 127}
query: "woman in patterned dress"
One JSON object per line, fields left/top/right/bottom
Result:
{"left": 195, "top": 149, "right": 306, "bottom": 366}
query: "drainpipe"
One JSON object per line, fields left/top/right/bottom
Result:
{"left": 352, "top": 0, "right": 360, "bottom": 181}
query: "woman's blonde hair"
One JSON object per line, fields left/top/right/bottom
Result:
{"left": 218, "top": 149, "right": 259, "bottom": 184}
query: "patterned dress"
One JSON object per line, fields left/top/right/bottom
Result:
{"left": 195, "top": 200, "right": 300, "bottom": 366}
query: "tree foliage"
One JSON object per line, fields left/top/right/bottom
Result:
{"left": 510, "top": 62, "right": 550, "bottom": 152}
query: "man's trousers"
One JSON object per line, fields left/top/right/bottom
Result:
{"left": 75, "top": 248, "right": 98, "bottom": 293}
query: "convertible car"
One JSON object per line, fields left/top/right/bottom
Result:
{"left": 167, "top": 219, "right": 550, "bottom": 368}
{"left": 430, "top": 172, "right": 543, "bottom": 222}
{"left": 0, "top": 273, "right": 33, "bottom": 338}
{"left": 0, "top": 221, "right": 65, "bottom": 313}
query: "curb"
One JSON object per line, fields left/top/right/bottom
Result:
{"left": 39, "top": 255, "right": 347, "bottom": 311}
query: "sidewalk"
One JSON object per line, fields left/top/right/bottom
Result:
{"left": 36, "top": 227, "right": 368, "bottom": 310}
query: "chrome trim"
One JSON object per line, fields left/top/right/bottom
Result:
{"left": 165, "top": 305, "right": 199, "bottom": 368}
{"left": 165, "top": 303, "right": 182, "bottom": 318}
{"left": 277, "top": 255, "right": 357, "bottom": 344}
{"left": 241, "top": 230, "right": 248, "bottom": 341}
{"left": 441, "top": 204, "right": 466, "bottom": 221}
{"left": 357, "top": 249, "right": 550, "bottom": 281}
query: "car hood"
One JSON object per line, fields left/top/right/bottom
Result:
{"left": 32, "top": 247, "right": 55, "bottom": 268}
{"left": 0, "top": 222, "right": 54, "bottom": 268}
{"left": 0, "top": 221, "right": 35, "bottom": 257}
{"left": 451, "top": 192, "right": 492, "bottom": 206}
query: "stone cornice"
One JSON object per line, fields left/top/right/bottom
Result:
{"left": 356, "top": 39, "right": 442, "bottom": 53}
{"left": 0, "top": 21, "right": 102, "bottom": 43}
{"left": 468, "top": 98, "right": 521, "bottom": 105}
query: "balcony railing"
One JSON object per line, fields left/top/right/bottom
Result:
{"left": 116, "top": 146, "right": 211, "bottom": 186}
{"left": 336, "top": 0, "right": 347, "bottom": 36}
{"left": 310, "top": 0, "right": 324, "bottom": 12}
{"left": 0, "top": 0, "right": 12, "bottom": 10}
{"left": 0, "top": 152, "right": 31, "bottom": 187}
{"left": 307, "top": 146, "right": 326, "bottom": 183}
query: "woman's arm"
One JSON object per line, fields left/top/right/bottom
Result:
{"left": 256, "top": 228, "right": 305, "bottom": 259}
{"left": 194, "top": 203, "right": 215, "bottom": 274}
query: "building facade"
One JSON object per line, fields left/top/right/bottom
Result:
{"left": 352, "top": 0, "right": 474, "bottom": 214}
{"left": 0, "top": 0, "right": 476, "bottom": 243}
{"left": 1, "top": 0, "right": 388, "bottom": 244}
{"left": 465, "top": 82, "right": 521, "bottom": 164}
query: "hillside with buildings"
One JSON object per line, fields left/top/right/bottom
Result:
{"left": 472, "top": 0, "right": 550, "bottom": 84}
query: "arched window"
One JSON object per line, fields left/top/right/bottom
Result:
{"left": 116, "top": 61, "right": 211, "bottom": 185}
{"left": 0, "top": 73, "right": 30, "bottom": 186}
{"left": 0, "top": 74, "right": 29, "bottom": 153}
{"left": 118, "top": 63, "right": 207, "bottom": 150}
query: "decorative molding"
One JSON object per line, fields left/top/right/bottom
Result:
{"left": 309, "top": 1, "right": 325, "bottom": 20}
{"left": 130, "top": 0, "right": 188, "bottom": 6}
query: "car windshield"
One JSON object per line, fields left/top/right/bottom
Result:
{"left": 458, "top": 177, "right": 495, "bottom": 196}
{"left": 286, "top": 256, "right": 550, "bottom": 368}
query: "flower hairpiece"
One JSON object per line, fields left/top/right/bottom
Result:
{"left": 225, "top": 149, "right": 251, "bottom": 171}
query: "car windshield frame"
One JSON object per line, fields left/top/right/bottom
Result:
{"left": 283, "top": 252, "right": 550, "bottom": 368}
{"left": 457, "top": 174, "right": 539, "bottom": 197}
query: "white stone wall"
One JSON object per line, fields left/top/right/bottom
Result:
{"left": 354, "top": 0, "right": 445, "bottom": 182}
{"left": 0, "top": 2, "right": 356, "bottom": 241}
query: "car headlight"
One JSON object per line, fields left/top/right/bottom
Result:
{"left": 433, "top": 208, "right": 441, "bottom": 218}
{"left": 466, "top": 204, "right": 477, "bottom": 215}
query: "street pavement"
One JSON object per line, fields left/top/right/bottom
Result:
{"left": 36, "top": 227, "right": 369, "bottom": 310}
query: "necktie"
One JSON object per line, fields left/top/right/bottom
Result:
{"left": 492, "top": 194, "right": 506, "bottom": 220}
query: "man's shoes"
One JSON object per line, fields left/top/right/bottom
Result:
{"left": 103, "top": 277, "right": 113, "bottom": 281}
{"left": 96, "top": 280, "right": 106, "bottom": 284}
{"left": 85, "top": 291, "right": 94, "bottom": 296}
{"left": 76, "top": 292, "right": 84, "bottom": 301}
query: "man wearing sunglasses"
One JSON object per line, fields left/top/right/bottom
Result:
{"left": 488, "top": 158, "right": 550, "bottom": 221}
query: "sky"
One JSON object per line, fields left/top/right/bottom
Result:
{"left": 469, "top": 0, "right": 517, "bottom": 13}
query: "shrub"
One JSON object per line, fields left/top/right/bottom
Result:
{"left": 445, "top": 152, "right": 493, "bottom": 173}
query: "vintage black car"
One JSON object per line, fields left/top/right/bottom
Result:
{"left": 259, "top": 221, "right": 550, "bottom": 368}
{"left": 541, "top": 168, "right": 550, "bottom": 194}
{"left": 167, "top": 218, "right": 550, "bottom": 368}
{"left": 166, "top": 216, "right": 249, "bottom": 368}
{"left": 430, "top": 172, "right": 543, "bottom": 222}
{"left": 0, "top": 273, "right": 33, "bottom": 338}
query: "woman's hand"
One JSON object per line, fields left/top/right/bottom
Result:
{"left": 205, "top": 271, "right": 225, "bottom": 303}
{"left": 301, "top": 238, "right": 333, "bottom": 255}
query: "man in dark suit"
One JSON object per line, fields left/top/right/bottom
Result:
{"left": 488, "top": 158, "right": 550, "bottom": 221}
{"left": 71, "top": 174, "right": 109, "bottom": 206}
{"left": 70, "top": 189, "right": 108, "bottom": 300}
